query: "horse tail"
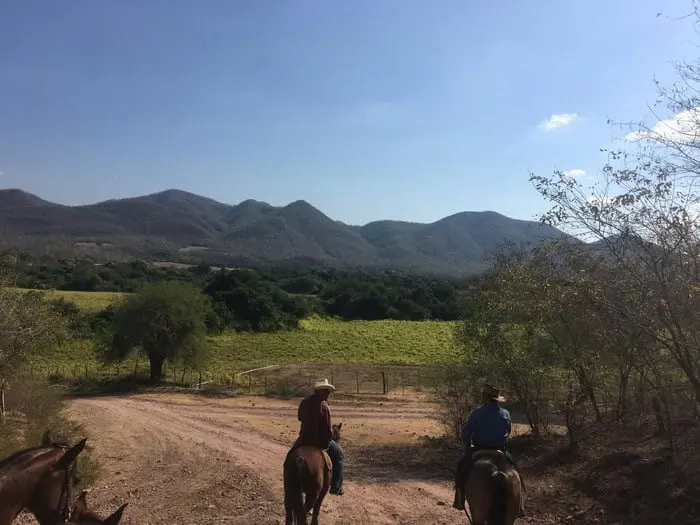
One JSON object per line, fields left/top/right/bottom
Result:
{"left": 283, "top": 452, "right": 307, "bottom": 524}
{"left": 487, "top": 466, "right": 509, "bottom": 525}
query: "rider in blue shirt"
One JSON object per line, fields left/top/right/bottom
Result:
{"left": 453, "top": 384, "right": 524, "bottom": 516}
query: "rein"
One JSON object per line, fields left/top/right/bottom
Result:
{"left": 48, "top": 444, "right": 78, "bottom": 525}
{"left": 57, "top": 464, "right": 75, "bottom": 524}
{"left": 462, "top": 506, "right": 473, "bottom": 525}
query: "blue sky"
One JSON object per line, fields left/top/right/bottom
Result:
{"left": 0, "top": 0, "right": 698, "bottom": 225}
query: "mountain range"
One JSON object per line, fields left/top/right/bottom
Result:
{"left": 0, "top": 188, "right": 571, "bottom": 274}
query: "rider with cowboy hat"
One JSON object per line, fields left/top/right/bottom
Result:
{"left": 290, "top": 378, "right": 344, "bottom": 496}
{"left": 453, "top": 384, "right": 524, "bottom": 516}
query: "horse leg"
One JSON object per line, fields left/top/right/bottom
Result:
{"left": 310, "top": 488, "right": 328, "bottom": 525}
{"left": 310, "top": 463, "right": 331, "bottom": 525}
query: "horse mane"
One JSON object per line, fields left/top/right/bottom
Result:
{"left": 0, "top": 441, "right": 69, "bottom": 469}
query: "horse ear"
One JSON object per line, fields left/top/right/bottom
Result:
{"left": 77, "top": 490, "right": 88, "bottom": 505}
{"left": 337, "top": 422, "right": 342, "bottom": 430}
{"left": 53, "top": 438, "right": 87, "bottom": 471}
{"left": 41, "top": 430, "right": 52, "bottom": 446}
{"left": 104, "top": 503, "right": 128, "bottom": 525}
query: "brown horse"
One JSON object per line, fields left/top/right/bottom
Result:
{"left": 0, "top": 437, "right": 87, "bottom": 525}
{"left": 463, "top": 450, "right": 523, "bottom": 525}
{"left": 0, "top": 433, "right": 127, "bottom": 525}
{"left": 283, "top": 423, "right": 342, "bottom": 525}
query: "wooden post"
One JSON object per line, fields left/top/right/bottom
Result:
{"left": 381, "top": 371, "right": 387, "bottom": 395}
{"left": 356, "top": 371, "right": 360, "bottom": 394}
{"left": 0, "top": 381, "right": 6, "bottom": 424}
{"left": 248, "top": 375, "right": 252, "bottom": 394}
{"left": 198, "top": 371, "right": 202, "bottom": 389}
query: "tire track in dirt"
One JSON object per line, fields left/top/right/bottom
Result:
{"left": 65, "top": 395, "right": 461, "bottom": 524}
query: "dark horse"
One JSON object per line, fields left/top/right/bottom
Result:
{"left": 283, "top": 423, "right": 342, "bottom": 525}
{"left": 0, "top": 434, "right": 126, "bottom": 525}
{"left": 463, "top": 450, "right": 523, "bottom": 525}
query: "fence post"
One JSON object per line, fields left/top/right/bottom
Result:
{"left": 381, "top": 371, "right": 387, "bottom": 395}
{"left": 198, "top": 371, "right": 202, "bottom": 389}
{"left": 248, "top": 375, "right": 252, "bottom": 394}
{"left": 0, "top": 381, "right": 6, "bottom": 424}
{"left": 356, "top": 371, "right": 360, "bottom": 394}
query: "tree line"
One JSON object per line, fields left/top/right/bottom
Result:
{"left": 0, "top": 254, "right": 477, "bottom": 330}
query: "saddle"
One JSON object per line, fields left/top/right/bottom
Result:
{"left": 290, "top": 442, "right": 332, "bottom": 473}
{"left": 321, "top": 450, "right": 332, "bottom": 472}
{"left": 470, "top": 448, "right": 510, "bottom": 472}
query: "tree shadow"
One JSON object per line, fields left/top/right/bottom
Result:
{"left": 343, "top": 436, "right": 459, "bottom": 484}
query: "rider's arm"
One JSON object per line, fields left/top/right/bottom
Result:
{"left": 502, "top": 407, "right": 512, "bottom": 438}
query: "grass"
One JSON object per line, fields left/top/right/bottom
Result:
{"left": 28, "top": 316, "right": 461, "bottom": 381}
{"left": 21, "top": 290, "right": 462, "bottom": 386}
{"left": 42, "top": 289, "right": 126, "bottom": 310}
{"left": 13, "top": 288, "right": 127, "bottom": 311}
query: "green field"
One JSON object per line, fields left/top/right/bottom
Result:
{"left": 30, "top": 316, "right": 460, "bottom": 379}
{"left": 16, "top": 288, "right": 127, "bottom": 311}
{"left": 22, "top": 289, "right": 461, "bottom": 384}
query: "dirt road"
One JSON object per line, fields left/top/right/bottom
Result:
{"left": 60, "top": 393, "right": 466, "bottom": 524}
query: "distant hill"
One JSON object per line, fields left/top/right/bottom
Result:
{"left": 0, "top": 188, "right": 572, "bottom": 275}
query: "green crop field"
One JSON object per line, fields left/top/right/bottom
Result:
{"left": 44, "top": 290, "right": 126, "bottom": 310}
{"left": 30, "top": 316, "right": 461, "bottom": 380}
{"left": 15, "top": 288, "right": 127, "bottom": 311}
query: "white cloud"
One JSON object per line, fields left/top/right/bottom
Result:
{"left": 625, "top": 107, "right": 700, "bottom": 143}
{"left": 563, "top": 168, "right": 586, "bottom": 178}
{"left": 538, "top": 113, "right": 579, "bottom": 131}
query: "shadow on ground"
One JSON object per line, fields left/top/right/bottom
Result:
{"left": 343, "top": 436, "right": 459, "bottom": 484}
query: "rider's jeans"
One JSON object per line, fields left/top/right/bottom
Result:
{"left": 326, "top": 440, "right": 344, "bottom": 491}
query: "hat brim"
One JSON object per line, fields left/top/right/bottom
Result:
{"left": 314, "top": 384, "right": 335, "bottom": 391}
{"left": 484, "top": 392, "right": 506, "bottom": 403}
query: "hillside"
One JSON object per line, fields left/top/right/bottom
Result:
{"left": 0, "top": 188, "right": 570, "bottom": 274}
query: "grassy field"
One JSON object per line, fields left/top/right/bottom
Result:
{"left": 29, "top": 316, "right": 461, "bottom": 380}
{"left": 16, "top": 288, "right": 126, "bottom": 311}
{"left": 21, "top": 289, "right": 462, "bottom": 388}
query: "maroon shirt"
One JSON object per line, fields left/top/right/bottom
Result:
{"left": 297, "top": 393, "right": 333, "bottom": 449}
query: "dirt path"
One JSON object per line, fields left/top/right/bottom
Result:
{"left": 61, "top": 393, "right": 465, "bottom": 524}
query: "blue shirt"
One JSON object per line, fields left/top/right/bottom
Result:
{"left": 461, "top": 402, "right": 512, "bottom": 448}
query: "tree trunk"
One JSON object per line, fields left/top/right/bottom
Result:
{"left": 149, "top": 355, "right": 166, "bottom": 383}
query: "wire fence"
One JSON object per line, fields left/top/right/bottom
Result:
{"left": 19, "top": 361, "right": 447, "bottom": 398}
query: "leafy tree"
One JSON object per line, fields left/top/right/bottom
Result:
{"left": 101, "top": 282, "right": 212, "bottom": 381}
{"left": 0, "top": 283, "right": 67, "bottom": 380}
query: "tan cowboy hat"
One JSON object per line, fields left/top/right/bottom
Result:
{"left": 482, "top": 383, "right": 506, "bottom": 403}
{"left": 313, "top": 378, "right": 336, "bottom": 391}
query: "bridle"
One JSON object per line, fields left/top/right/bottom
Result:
{"left": 52, "top": 446, "right": 78, "bottom": 525}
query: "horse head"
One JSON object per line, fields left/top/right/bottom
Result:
{"left": 69, "top": 490, "right": 128, "bottom": 525}
{"left": 332, "top": 422, "right": 342, "bottom": 442}
{"left": 0, "top": 436, "right": 89, "bottom": 525}
{"left": 25, "top": 437, "right": 88, "bottom": 525}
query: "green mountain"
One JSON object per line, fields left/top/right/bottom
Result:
{"left": 0, "top": 188, "right": 571, "bottom": 274}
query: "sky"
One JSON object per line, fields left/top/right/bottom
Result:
{"left": 1, "top": 0, "right": 699, "bottom": 225}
